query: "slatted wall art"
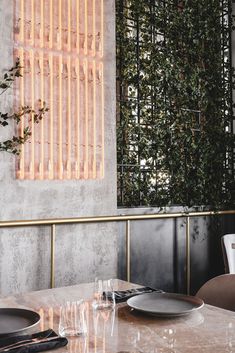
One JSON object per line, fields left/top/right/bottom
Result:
{"left": 14, "top": 0, "right": 104, "bottom": 180}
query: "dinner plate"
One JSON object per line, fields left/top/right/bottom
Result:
{"left": 127, "top": 292, "right": 204, "bottom": 317}
{"left": 0, "top": 308, "right": 40, "bottom": 337}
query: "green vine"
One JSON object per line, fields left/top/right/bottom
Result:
{"left": 0, "top": 59, "right": 48, "bottom": 155}
{"left": 116, "top": 0, "right": 235, "bottom": 209}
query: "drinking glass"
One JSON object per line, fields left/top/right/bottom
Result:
{"left": 92, "top": 278, "right": 115, "bottom": 310}
{"left": 58, "top": 300, "right": 88, "bottom": 337}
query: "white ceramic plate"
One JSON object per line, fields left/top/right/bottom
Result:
{"left": 127, "top": 292, "right": 204, "bottom": 317}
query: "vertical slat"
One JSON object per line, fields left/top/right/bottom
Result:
{"left": 83, "top": 0, "right": 89, "bottom": 179}
{"left": 76, "top": 58, "right": 80, "bottom": 179}
{"left": 93, "top": 60, "right": 96, "bottom": 178}
{"left": 84, "top": 0, "right": 88, "bottom": 55}
{"left": 92, "top": 0, "right": 96, "bottom": 178}
{"left": 67, "top": 56, "right": 71, "bottom": 179}
{"left": 76, "top": 2, "right": 80, "bottom": 178}
{"left": 58, "top": 55, "right": 63, "bottom": 179}
{"left": 31, "top": 0, "right": 34, "bottom": 46}
{"left": 48, "top": 0, "right": 54, "bottom": 179}
{"left": 67, "top": 0, "right": 71, "bottom": 179}
{"left": 101, "top": 0, "right": 104, "bottom": 177}
{"left": 39, "top": 0, "right": 44, "bottom": 179}
{"left": 100, "top": 62, "right": 104, "bottom": 178}
{"left": 49, "top": 0, "right": 53, "bottom": 49}
{"left": 76, "top": 0, "right": 80, "bottom": 54}
{"left": 101, "top": 0, "right": 104, "bottom": 58}
{"left": 20, "top": 0, "right": 24, "bottom": 43}
{"left": 30, "top": 50, "right": 35, "bottom": 179}
{"left": 92, "top": 0, "right": 96, "bottom": 56}
{"left": 39, "top": 52, "right": 44, "bottom": 179}
{"left": 68, "top": 0, "right": 71, "bottom": 51}
{"left": 40, "top": 0, "right": 44, "bottom": 46}
{"left": 49, "top": 54, "right": 54, "bottom": 179}
{"left": 84, "top": 60, "right": 88, "bottom": 179}
{"left": 58, "top": 0, "right": 63, "bottom": 178}
{"left": 58, "top": 0, "right": 62, "bottom": 50}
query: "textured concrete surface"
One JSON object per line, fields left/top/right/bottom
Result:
{"left": 0, "top": 0, "right": 117, "bottom": 295}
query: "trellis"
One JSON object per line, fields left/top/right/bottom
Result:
{"left": 116, "top": 0, "right": 235, "bottom": 208}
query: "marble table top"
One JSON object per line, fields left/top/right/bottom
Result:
{"left": 0, "top": 279, "right": 235, "bottom": 353}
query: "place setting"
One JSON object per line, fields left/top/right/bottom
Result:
{"left": 0, "top": 279, "right": 117, "bottom": 353}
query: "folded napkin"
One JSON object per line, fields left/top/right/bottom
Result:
{"left": 107, "top": 286, "right": 163, "bottom": 303}
{"left": 0, "top": 329, "right": 68, "bottom": 353}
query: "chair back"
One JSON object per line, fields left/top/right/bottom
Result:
{"left": 196, "top": 274, "right": 235, "bottom": 311}
{"left": 221, "top": 233, "right": 235, "bottom": 273}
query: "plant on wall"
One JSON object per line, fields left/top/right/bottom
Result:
{"left": 116, "top": 0, "right": 235, "bottom": 209}
{"left": 0, "top": 59, "right": 48, "bottom": 155}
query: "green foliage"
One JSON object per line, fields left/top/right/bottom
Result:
{"left": 116, "top": 0, "right": 235, "bottom": 209}
{"left": 0, "top": 59, "right": 48, "bottom": 155}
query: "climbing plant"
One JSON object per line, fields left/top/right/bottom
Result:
{"left": 0, "top": 59, "right": 48, "bottom": 155}
{"left": 116, "top": 0, "right": 235, "bottom": 209}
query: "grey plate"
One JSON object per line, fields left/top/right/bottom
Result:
{"left": 127, "top": 292, "right": 204, "bottom": 317}
{"left": 0, "top": 308, "right": 40, "bottom": 337}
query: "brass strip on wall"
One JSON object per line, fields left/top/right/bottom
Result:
{"left": 126, "top": 220, "right": 131, "bottom": 282}
{"left": 1, "top": 210, "right": 234, "bottom": 227}
{"left": 186, "top": 217, "right": 190, "bottom": 295}
{"left": 50, "top": 224, "right": 56, "bottom": 288}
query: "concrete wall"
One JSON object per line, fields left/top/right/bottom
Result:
{"left": 0, "top": 0, "right": 117, "bottom": 296}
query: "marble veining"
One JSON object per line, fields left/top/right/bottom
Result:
{"left": 0, "top": 280, "right": 235, "bottom": 353}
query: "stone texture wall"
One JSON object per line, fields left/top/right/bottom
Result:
{"left": 0, "top": 0, "right": 117, "bottom": 296}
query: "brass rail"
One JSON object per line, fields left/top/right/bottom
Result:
{"left": 0, "top": 210, "right": 235, "bottom": 293}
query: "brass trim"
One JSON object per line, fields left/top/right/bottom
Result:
{"left": 50, "top": 224, "right": 56, "bottom": 289}
{"left": 126, "top": 220, "right": 131, "bottom": 282}
{"left": 186, "top": 217, "right": 190, "bottom": 295}
{"left": 0, "top": 210, "right": 235, "bottom": 228}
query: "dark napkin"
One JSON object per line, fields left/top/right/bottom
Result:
{"left": 106, "top": 286, "right": 163, "bottom": 303}
{"left": 0, "top": 329, "right": 68, "bottom": 353}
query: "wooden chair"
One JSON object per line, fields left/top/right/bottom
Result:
{"left": 221, "top": 233, "right": 235, "bottom": 273}
{"left": 196, "top": 274, "right": 235, "bottom": 311}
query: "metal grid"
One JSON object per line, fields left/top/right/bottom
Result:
{"left": 116, "top": 0, "right": 234, "bottom": 207}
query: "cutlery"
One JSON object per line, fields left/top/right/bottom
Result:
{"left": 0, "top": 335, "right": 60, "bottom": 352}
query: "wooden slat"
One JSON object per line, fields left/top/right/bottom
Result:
{"left": 100, "top": 62, "right": 104, "bottom": 178}
{"left": 58, "top": 55, "right": 63, "bottom": 179}
{"left": 84, "top": 60, "right": 88, "bottom": 179}
{"left": 76, "top": 58, "right": 80, "bottom": 179}
{"left": 93, "top": 60, "right": 96, "bottom": 178}
{"left": 67, "top": 56, "right": 71, "bottom": 179}
{"left": 49, "top": 53, "right": 54, "bottom": 179}
{"left": 30, "top": 50, "right": 35, "bottom": 179}
{"left": 76, "top": 0, "right": 80, "bottom": 54}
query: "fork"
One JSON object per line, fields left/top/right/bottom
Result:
{"left": 0, "top": 334, "right": 58, "bottom": 352}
